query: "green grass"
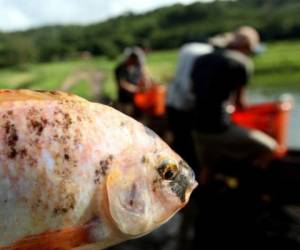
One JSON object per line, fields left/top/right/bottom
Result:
{"left": 147, "top": 49, "right": 178, "bottom": 84}
{"left": 0, "top": 58, "right": 117, "bottom": 100}
{"left": 0, "top": 40, "right": 299, "bottom": 101}
{"left": 68, "top": 79, "right": 93, "bottom": 100}
{"left": 252, "top": 40, "right": 300, "bottom": 88}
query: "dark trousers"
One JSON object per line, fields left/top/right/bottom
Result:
{"left": 167, "top": 106, "right": 199, "bottom": 177}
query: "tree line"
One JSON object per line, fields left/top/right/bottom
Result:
{"left": 0, "top": 0, "right": 299, "bottom": 68}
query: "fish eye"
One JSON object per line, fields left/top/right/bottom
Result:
{"left": 158, "top": 160, "right": 179, "bottom": 181}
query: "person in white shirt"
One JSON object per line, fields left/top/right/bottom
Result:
{"left": 166, "top": 42, "right": 213, "bottom": 175}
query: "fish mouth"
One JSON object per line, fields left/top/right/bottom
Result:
{"left": 184, "top": 179, "right": 198, "bottom": 204}
{"left": 189, "top": 180, "right": 198, "bottom": 192}
{"left": 168, "top": 165, "right": 198, "bottom": 204}
{"left": 179, "top": 160, "right": 198, "bottom": 204}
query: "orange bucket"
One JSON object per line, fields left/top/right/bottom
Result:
{"left": 134, "top": 84, "right": 166, "bottom": 117}
{"left": 231, "top": 100, "right": 293, "bottom": 156}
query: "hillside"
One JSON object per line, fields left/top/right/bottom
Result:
{"left": 0, "top": 0, "right": 299, "bottom": 67}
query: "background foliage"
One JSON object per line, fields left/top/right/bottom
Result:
{"left": 0, "top": 0, "right": 300, "bottom": 67}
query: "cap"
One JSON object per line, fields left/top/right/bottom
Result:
{"left": 123, "top": 46, "right": 146, "bottom": 65}
{"left": 209, "top": 26, "right": 263, "bottom": 54}
{"left": 234, "top": 26, "right": 262, "bottom": 54}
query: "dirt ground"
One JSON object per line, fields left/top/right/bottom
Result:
{"left": 60, "top": 69, "right": 104, "bottom": 100}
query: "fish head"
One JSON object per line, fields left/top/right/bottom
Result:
{"left": 105, "top": 126, "right": 197, "bottom": 238}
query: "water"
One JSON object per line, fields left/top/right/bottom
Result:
{"left": 248, "top": 87, "right": 300, "bottom": 149}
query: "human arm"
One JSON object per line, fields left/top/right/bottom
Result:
{"left": 230, "top": 54, "right": 252, "bottom": 110}
{"left": 138, "top": 66, "right": 153, "bottom": 91}
{"left": 232, "top": 85, "right": 247, "bottom": 110}
{"left": 119, "top": 79, "right": 141, "bottom": 93}
{"left": 115, "top": 65, "right": 143, "bottom": 94}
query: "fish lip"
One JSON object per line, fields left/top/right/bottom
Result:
{"left": 184, "top": 181, "right": 198, "bottom": 203}
{"left": 190, "top": 181, "right": 198, "bottom": 191}
{"left": 179, "top": 161, "right": 198, "bottom": 203}
{"left": 189, "top": 169, "right": 198, "bottom": 189}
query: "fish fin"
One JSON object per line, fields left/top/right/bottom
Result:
{"left": 106, "top": 167, "right": 152, "bottom": 236}
{"left": 0, "top": 89, "right": 86, "bottom": 103}
{"left": 0, "top": 224, "right": 94, "bottom": 250}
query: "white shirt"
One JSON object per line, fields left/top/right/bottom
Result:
{"left": 167, "top": 43, "right": 213, "bottom": 111}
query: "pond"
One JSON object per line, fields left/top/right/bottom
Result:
{"left": 248, "top": 87, "right": 300, "bottom": 149}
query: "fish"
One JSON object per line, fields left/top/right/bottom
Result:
{"left": 0, "top": 89, "right": 197, "bottom": 250}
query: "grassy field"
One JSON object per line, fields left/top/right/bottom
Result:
{"left": 0, "top": 40, "right": 299, "bottom": 100}
{"left": 253, "top": 40, "right": 300, "bottom": 88}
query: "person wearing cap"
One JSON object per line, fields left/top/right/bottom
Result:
{"left": 114, "top": 46, "right": 151, "bottom": 117}
{"left": 191, "top": 26, "right": 277, "bottom": 183}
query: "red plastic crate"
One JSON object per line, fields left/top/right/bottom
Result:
{"left": 232, "top": 101, "right": 293, "bottom": 156}
{"left": 134, "top": 84, "right": 166, "bottom": 117}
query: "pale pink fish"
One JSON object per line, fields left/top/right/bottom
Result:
{"left": 0, "top": 90, "right": 197, "bottom": 250}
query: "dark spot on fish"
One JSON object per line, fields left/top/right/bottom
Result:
{"left": 3, "top": 199, "right": 7, "bottom": 203}
{"left": 94, "top": 155, "right": 113, "bottom": 184}
{"left": 99, "top": 162, "right": 108, "bottom": 176}
{"left": 94, "top": 170, "right": 101, "bottom": 184}
{"left": 35, "top": 90, "right": 59, "bottom": 95}
{"left": 4, "top": 122, "right": 10, "bottom": 133}
{"left": 63, "top": 113, "right": 72, "bottom": 130}
{"left": 4, "top": 122, "right": 19, "bottom": 159}
{"left": 30, "top": 118, "right": 47, "bottom": 136}
{"left": 27, "top": 107, "right": 38, "bottom": 116}
{"left": 20, "top": 148, "right": 28, "bottom": 158}
{"left": 8, "top": 148, "right": 17, "bottom": 159}
{"left": 94, "top": 168, "right": 103, "bottom": 184}
{"left": 53, "top": 193, "right": 76, "bottom": 216}
{"left": 169, "top": 174, "right": 189, "bottom": 202}
{"left": 7, "top": 110, "right": 13, "bottom": 116}
{"left": 141, "top": 155, "right": 147, "bottom": 163}
{"left": 99, "top": 155, "right": 113, "bottom": 175}
{"left": 31, "top": 121, "right": 43, "bottom": 134}
{"left": 53, "top": 207, "right": 68, "bottom": 215}
{"left": 32, "top": 198, "right": 43, "bottom": 209}
{"left": 120, "top": 121, "right": 126, "bottom": 127}
{"left": 63, "top": 169, "right": 72, "bottom": 178}
{"left": 144, "top": 126, "right": 158, "bottom": 139}
{"left": 28, "top": 155, "right": 38, "bottom": 167}
{"left": 6, "top": 124, "right": 18, "bottom": 147}
{"left": 64, "top": 154, "right": 70, "bottom": 161}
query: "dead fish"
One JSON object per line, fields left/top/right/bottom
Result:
{"left": 0, "top": 89, "right": 197, "bottom": 250}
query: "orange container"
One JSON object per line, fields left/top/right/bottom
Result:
{"left": 231, "top": 101, "right": 293, "bottom": 156}
{"left": 134, "top": 84, "right": 166, "bottom": 117}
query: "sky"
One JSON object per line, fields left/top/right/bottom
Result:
{"left": 0, "top": 0, "right": 214, "bottom": 32}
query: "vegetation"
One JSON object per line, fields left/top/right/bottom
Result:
{"left": 0, "top": 40, "right": 299, "bottom": 101}
{"left": 0, "top": 0, "right": 300, "bottom": 68}
{"left": 253, "top": 41, "right": 300, "bottom": 88}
